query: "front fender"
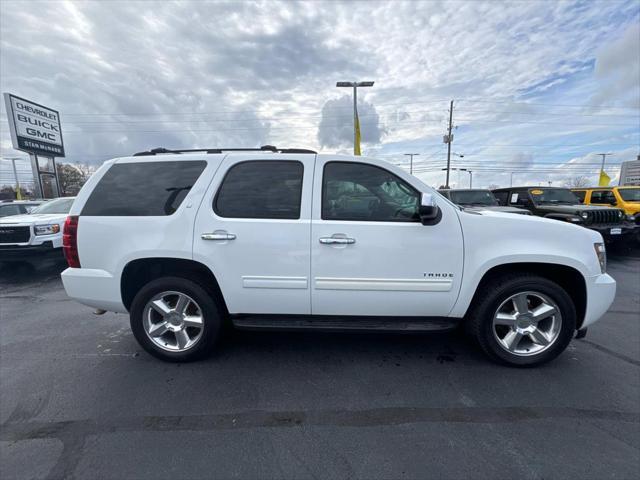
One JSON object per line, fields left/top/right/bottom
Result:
{"left": 449, "top": 210, "right": 601, "bottom": 318}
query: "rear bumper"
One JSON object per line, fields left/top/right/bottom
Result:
{"left": 0, "top": 241, "right": 61, "bottom": 260}
{"left": 61, "top": 267, "right": 127, "bottom": 313}
{"left": 582, "top": 273, "right": 616, "bottom": 328}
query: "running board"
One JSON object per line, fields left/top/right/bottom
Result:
{"left": 230, "top": 314, "right": 460, "bottom": 332}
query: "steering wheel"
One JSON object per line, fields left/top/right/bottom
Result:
{"left": 393, "top": 206, "right": 413, "bottom": 218}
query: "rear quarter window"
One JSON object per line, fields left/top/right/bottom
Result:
{"left": 81, "top": 161, "right": 207, "bottom": 216}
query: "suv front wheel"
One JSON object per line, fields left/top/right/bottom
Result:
{"left": 130, "top": 276, "right": 223, "bottom": 362}
{"left": 468, "top": 274, "right": 577, "bottom": 367}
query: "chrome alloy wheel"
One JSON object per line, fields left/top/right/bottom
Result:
{"left": 142, "top": 291, "right": 204, "bottom": 352}
{"left": 492, "top": 291, "right": 562, "bottom": 356}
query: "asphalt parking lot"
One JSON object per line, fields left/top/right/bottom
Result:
{"left": 1, "top": 250, "right": 638, "bottom": 480}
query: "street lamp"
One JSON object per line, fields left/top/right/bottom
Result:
{"left": 336, "top": 81, "right": 375, "bottom": 155}
{"left": 445, "top": 167, "right": 473, "bottom": 188}
{"left": 404, "top": 153, "right": 419, "bottom": 175}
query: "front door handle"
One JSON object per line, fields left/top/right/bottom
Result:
{"left": 202, "top": 231, "right": 236, "bottom": 241}
{"left": 319, "top": 236, "right": 355, "bottom": 245}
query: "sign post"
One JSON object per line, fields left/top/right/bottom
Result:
{"left": 3, "top": 93, "right": 65, "bottom": 198}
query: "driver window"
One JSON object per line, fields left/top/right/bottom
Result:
{"left": 322, "top": 162, "right": 420, "bottom": 222}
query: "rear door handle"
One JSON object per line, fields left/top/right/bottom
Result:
{"left": 319, "top": 237, "right": 355, "bottom": 245}
{"left": 202, "top": 231, "right": 236, "bottom": 241}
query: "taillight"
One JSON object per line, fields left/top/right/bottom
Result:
{"left": 63, "top": 215, "right": 80, "bottom": 268}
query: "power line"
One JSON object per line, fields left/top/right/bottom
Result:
{"left": 1, "top": 97, "right": 636, "bottom": 119}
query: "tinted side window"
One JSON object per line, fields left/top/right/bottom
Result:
{"left": 322, "top": 162, "right": 419, "bottom": 222}
{"left": 590, "top": 190, "right": 616, "bottom": 204}
{"left": 0, "top": 204, "right": 21, "bottom": 217}
{"left": 508, "top": 190, "right": 529, "bottom": 206}
{"left": 573, "top": 190, "right": 586, "bottom": 203}
{"left": 493, "top": 191, "right": 509, "bottom": 205}
{"left": 82, "top": 161, "right": 206, "bottom": 216}
{"left": 214, "top": 161, "right": 303, "bottom": 219}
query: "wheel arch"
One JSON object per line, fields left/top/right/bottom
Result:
{"left": 463, "top": 262, "right": 587, "bottom": 329}
{"left": 120, "top": 257, "right": 228, "bottom": 315}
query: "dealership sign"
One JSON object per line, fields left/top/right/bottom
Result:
{"left": 3, "top": 93, "right": 65, "bottom": 157}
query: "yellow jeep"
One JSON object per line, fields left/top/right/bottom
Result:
{"left": 572, "top": 186, "right": 640, "bottom": 224}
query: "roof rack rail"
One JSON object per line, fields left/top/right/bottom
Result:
{"left": 133, "top": 145, "right": 317, "bottom": 156}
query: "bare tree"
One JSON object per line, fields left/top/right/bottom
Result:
{"left": 564, "top": 176, "right": 591, "bottom": 188}
{"left": 56, "top": 163, "right": 96, "bottom": 196}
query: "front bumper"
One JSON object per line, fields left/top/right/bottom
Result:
{"left": 0, "top": 241, "right": 61, "bottom": 260}
{"left": 61, "top": 267, "right": 127, "bottom": 313}
{"left": 582, "top": 273, "right": 616, "bottom": 328}
{"left": 588, "top": 224, "right": 636, "bottom": 241}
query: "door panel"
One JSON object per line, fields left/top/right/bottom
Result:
{"left": 311, "top": 157, "right": 464, "bottom": 317}
{"left": 193, "top": 154, "right": 315, "bottom": 315}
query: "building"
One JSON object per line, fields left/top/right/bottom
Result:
{"left": 619, "top": 157, "right": 640, "bottom": 186}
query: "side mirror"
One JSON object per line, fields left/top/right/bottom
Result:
{"left": 419, "top": 193, "right": 441, "bottom": 225}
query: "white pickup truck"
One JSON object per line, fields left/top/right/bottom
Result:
{"left": 0, "top": 197, "right": 75, "bottom": 261}
{"left": 61, "top": 147, "right": 616, "bottom": 366}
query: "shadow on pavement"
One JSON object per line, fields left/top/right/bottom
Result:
{"left": 0, "top": 257, "right": 67, "bottom": 286}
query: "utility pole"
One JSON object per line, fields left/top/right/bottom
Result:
{"left": 444, "top": 100, "right": 454, "bottom": 188}
{"left": 404, "top": 153, "right": 419, "bottom": 175}
{"left": 336, "top": 81, "right": 375, "bottom": 155}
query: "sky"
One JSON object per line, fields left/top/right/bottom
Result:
{"left": 1, "top": 0, "right": 639, "bottom": 189}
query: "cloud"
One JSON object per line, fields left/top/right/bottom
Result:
{"left": 591, "top": 23, "right": 640, "bottom": 107}
{"left": 0, "top": 0, "right": 638, "bottom": 182}
{"left": 317, "top": 95, "right": 384, "bottom": 149}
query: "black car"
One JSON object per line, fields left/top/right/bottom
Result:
{"left": 438, "top": 189, "right": 531, "bottom": 215}
{"left": 491, "top": 186, "right": 635, "bottom": 242}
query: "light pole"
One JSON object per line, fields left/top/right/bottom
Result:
{"left": 336, "top": 81, "right": 375, "bottom": 155}
{"left": 404, "top": 153, "right": 419, "bottom": 174}
{"left": 447, "top": 167, "right": 472, "bottom": 188}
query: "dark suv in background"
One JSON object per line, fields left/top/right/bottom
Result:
{"left": 438, "top": 189, "right": 530, "bottom": 215}
{"left": 491, "top": 186, "right": 635, "bottom": 243}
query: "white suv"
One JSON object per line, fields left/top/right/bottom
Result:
{"left": 61, "top": 146, "right": 616, "bottom": 366}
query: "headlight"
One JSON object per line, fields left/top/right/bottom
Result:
{"left": 594, "top": 242, "right": 606, "bottom": 274}
{"left": 34, "top": 224, "right": 60, "bottom": 235}
{"left": 580, "top": 212, "right": 589, "bottom": 219}
{"left": 618, "top": 210, "right": 623, "bottom": 218}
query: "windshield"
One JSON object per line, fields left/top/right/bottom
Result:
{"left": 449, "top": 190, "right": 498, "bottom": 206}
{"left": 619, "top": 188, "right": 640, "bottom": 202}
{"left": 31, "top": 198, "right": 74, "bottom": 214}
{"left": 529, "top": 188, "right": 579, "bottom": 205}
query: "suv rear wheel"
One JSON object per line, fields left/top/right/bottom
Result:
{"left": 130, "top": 276, "right": 222, "bottom": 362}
{"left": 468, "top": 274, "right": 576, "bottom": 367}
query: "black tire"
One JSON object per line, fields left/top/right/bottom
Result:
{"left": 467, "top": 274, "right": 576, "bottom": 367}
{"left": 130, "top": 276, "right": 223, "bottom": 362}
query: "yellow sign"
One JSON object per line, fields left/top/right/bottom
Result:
{"left": 531, "top": 189, "right": 544, "bottom": 195}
